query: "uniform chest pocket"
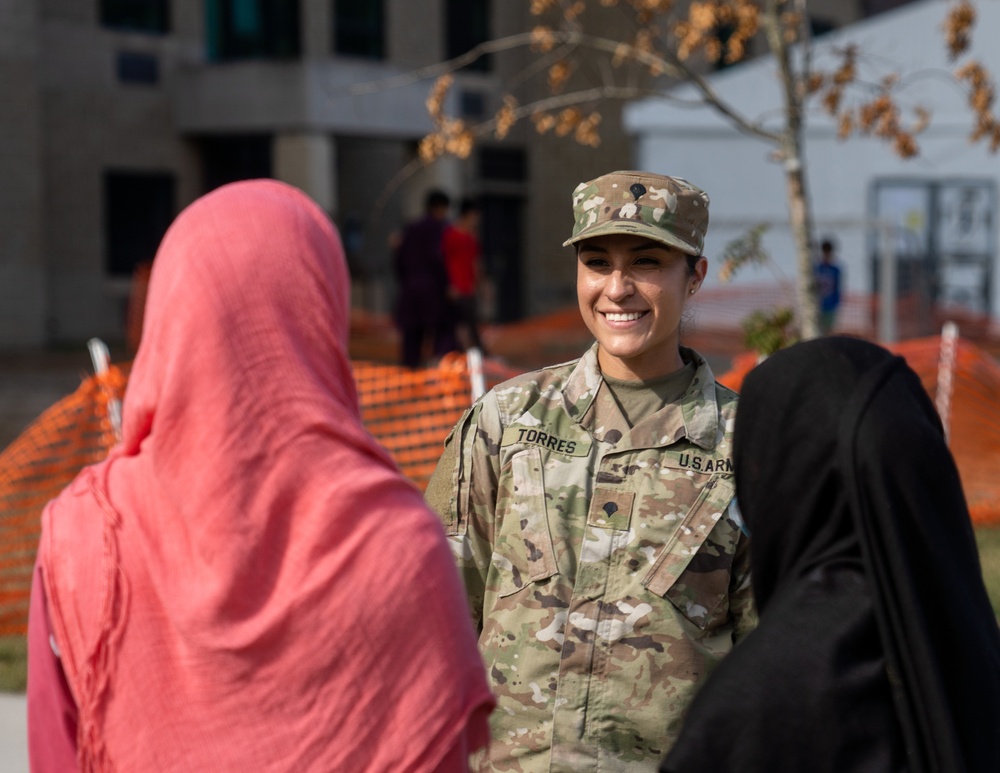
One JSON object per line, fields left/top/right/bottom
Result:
{"left": 641, "top": 473, "right": 737, "bottom": 631}
{"left": 493, "top": 447, "right": 558, "bottom": 598}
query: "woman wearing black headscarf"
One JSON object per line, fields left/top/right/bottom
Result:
{"left": 661, "top": 336, "right": 1000, "bottom": 773}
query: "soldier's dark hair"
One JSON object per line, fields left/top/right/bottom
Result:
{"left": 425, "top": 189, "right": 451, "bottom": 212}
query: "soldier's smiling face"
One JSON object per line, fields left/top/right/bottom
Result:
{"left": 576, "top": 233, "right": 706, "bottom": 381}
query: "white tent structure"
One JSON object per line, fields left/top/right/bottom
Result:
{"left": 625, "top": 0, "right": 1000, "bottom": 331}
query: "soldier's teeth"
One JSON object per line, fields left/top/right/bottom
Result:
{"left": 605, "top": 312, "right": 643, "bottom": 322}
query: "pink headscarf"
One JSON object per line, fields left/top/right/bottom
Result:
{"left": 39, "top": 180, "right": 493, "bottom": 771}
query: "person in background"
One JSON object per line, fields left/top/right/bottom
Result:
{"left": 426, "top": 170, "right": 756, "bottom": 771}
{"left": 661, "top": 336, "right": 1000, "bottom": 773}
{"left": 815, "top": 237, "right": 842, "bottom": 335}
{"left": 443, "top": 197, "right": 488, "bottom": 355}
{"left": 394, "top": 189, "right": 460, "bottom": 368}
{"left": 27, "top": 180, "right": 494, "bottom": 772}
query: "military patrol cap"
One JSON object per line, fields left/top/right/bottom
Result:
{"left": 563, "top": 170, "right": 710, "bottom": 255}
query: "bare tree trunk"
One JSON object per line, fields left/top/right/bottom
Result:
{"left": 764, "top": 0, "right": 820, "bottom": 340}
{"left": 783, "top": 151, "right": 820, "bottom": 339}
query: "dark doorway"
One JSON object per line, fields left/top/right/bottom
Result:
{"left": 445, "top": 0, "right": 491, "bottom": 71}
{"left": 335, "top": 0, "right": 385, "bottom": 59}
{"left": 199, "top": 135, "right": 273, "bottom": 193}
{"left": 481, "top": 194, "right": 524, "bottom": 322}
{"left": 103, "top": 171, "right": 176, "bottom": 277}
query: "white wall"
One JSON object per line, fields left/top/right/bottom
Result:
{"left": 626, "top": 0, "right": 1000, "bottom": 314}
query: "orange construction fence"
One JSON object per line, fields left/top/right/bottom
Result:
{"left": 354, "top": 353, "right": 519, "bottom": 491}
{"left": 0, "top": 354, "right": 517, "bottom": 636}
{"left": 720, "top": 335, "right": 1000, "bottom": 528}
{"left": 0, "top": 365, "right": 127, "bottom": 636}
{"left": 3, "top": 328, "right": 1000, "bottom": 636}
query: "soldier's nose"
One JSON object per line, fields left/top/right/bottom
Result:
{"left": 606, "top": 271, "right": 634, "bottom": 300}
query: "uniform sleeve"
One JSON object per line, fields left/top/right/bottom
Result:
{"left": 426, "top": 392, "right": 503, "bottom": 634}
{"left": 728, "top": 529, "right": 758, "bottom": 642}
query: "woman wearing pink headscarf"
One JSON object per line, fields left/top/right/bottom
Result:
{"left": 27, "top": 180, "right": 494, "bottom": 771}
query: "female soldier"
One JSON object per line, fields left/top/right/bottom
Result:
{"left": 426, "top": 170, "right": 756, "bottom": 772}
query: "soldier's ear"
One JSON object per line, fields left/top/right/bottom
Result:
{"left": 691, "top": 256, "right": 708, "bottom": 287}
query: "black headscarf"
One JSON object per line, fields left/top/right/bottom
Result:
{"left": 662, "top": 336, "right": 1000, "bottom": 773}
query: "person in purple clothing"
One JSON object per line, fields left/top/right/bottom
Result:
{"left": 393, "top": 189, "right": 460, "bottom": 368}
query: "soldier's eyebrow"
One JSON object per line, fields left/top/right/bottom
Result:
{"left": 628, "top": 240, "right": 668, "bottom": 253}
{"left": 578, "top": 239, "right": 670, "bottom": 255}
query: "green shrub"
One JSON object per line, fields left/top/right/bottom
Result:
{"left": 0, "top": 636, "right": 27, "bottom": 693}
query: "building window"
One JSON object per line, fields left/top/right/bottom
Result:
{"left": 446, "top": 0, "right": 491, "bottom": 72}
{"left": 100, "top": 0, "right": 169, "bottom": 34}
{"left": 459, "top": 90, "right": 486, "bottom": 120}
{"left": 870, "top": 178, "right": 996, "bottom": 333}
{"left": 205, "top": 0, "right": 301, "bottom": 61}
{"left": 199, "top": 135, "right": 273, "bottom": 193}
{"left": 810, "top": 18, "right": 836, "bottom": 38}
{"left": 334, "top": 0, "right": 384, "bottom": 59}
{"left": 104, "top": 172, "right": 176, "bottom": 277}
{"left": 479, "top": 147, "right": 526, "bottom": 182}
{"left": 116, "top": 51, "right": 160, "bottom": 85}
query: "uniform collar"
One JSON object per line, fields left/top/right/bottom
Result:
{"left": 562, "top": 343, "right": 723, "bottom": 451}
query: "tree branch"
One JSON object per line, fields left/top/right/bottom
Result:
{"left": 657, "top": 52, "right": 785, "bottom": 144}
{"left": 349, "top": 32, "right": 541, "bottom": 96}
{"left": 348, "top": 27, "right": 783, "bottom": 144}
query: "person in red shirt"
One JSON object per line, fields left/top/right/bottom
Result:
{"left": 442, "top": 197, "right": 487, "bottom": 354}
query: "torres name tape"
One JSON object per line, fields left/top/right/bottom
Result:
{"left": 502, "top": 426, "right": 592, "bottom": 457}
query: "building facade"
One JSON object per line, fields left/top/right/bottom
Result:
{"left": 626, "top": 0, "right": 998, "bottom": 334}
{"left": 1, "top": 0, "right": 907, "bottom": 348}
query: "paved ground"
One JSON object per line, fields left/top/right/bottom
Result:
{"left": 0, "top": 693, "right": 27, "bottom": 772}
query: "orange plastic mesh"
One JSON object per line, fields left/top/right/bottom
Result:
{"left": 0, "top": 355, "right": 518, "bottom": 635}
{"left": 354, "top": 353, "right": 519, "bottom": 490}
{"left": 0, "top": 366, "right": 127, "bottom": 635}
{"left": 719, "top": 336, "right": 1000, "bottom": 527}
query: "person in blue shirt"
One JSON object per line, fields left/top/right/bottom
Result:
{"left": 815, "top": 238, "right": 842, "bottom": 335}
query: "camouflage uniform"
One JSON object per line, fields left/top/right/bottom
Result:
{"left": 430, "top": 343, "right": 756, "bottom": 772}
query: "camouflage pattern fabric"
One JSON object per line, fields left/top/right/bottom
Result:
{"left": 429, "top": 344, "right": 757, "bottom": 772}
{"left": 562, "top": 171, "right": 710, "bottom": 257}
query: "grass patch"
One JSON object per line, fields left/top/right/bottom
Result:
{"left": 974, "top": 526, "right": 1000, "bottom": 620}
{"left": 0, "top": 635, "right": 27, "bottom": 693}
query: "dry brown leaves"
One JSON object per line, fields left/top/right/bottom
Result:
{"left": 494, "top": 95, "right": 519, "bottom": 140}
{"left": 549, "top": 60, "right": 572, "bottom": 92}
{"left": 674, "top": 0, "right": 758, "bottom": 65}
{"left": 419, "top": 75, "right": 475, "bottom": 162}
{"left": 944, "top": 0, "right": 976, "bottom": 59}
{"left": 531, "top": 25, "right": 559, "bottom": 52}
{"left": 956, "top": 61, "right": 1000, "bottom": 152}
{"left": 532, "top": 107, "right": 602, "bottom": 146}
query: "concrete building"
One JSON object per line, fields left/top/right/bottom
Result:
{"left": 0, "top": 0, "right": 915, "bottom": 349}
